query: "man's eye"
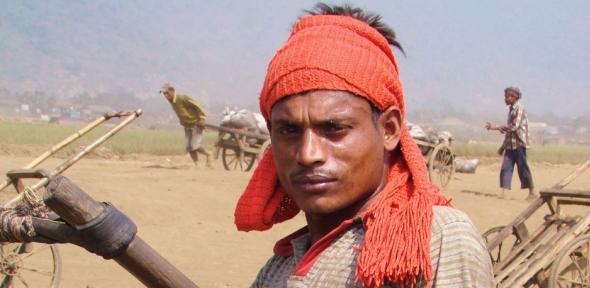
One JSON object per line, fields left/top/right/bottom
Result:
{"left": 278, "top": 126, "right": 299, "bottom": 135}
{"left": 323, "top": 124, "right": 348, "bottom": 134}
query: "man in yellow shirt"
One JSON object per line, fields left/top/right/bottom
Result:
{"left": 160, "top": 83, "right": 212, "bottom": 168}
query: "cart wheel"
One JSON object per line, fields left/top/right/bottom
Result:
{"left": 222, "top": 147, "right": 256, "bottom": 172}
{"left": 213, "top": 132, "right": 224, "bottom": 161}
{"left": 548, "top": 234, "right": 590, "bottom": 288}
{"left": 428, "top": 143, "right": 455, "bottom": 188}
{"left": 0, "top": 243, "right": 61, "bottom": 288}
{"left": 482, "top": 226, "right": 521, "bottom": 265}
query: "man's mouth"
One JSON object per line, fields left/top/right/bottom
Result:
{"left": 291, "top": 174, "right": 337, "bottom": 193}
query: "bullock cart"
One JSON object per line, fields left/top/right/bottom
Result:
{"left": 0, "top": 110, "right": 142, "bottom": 288}
{"left": 206, "top": 124, "right": 270, "bottom": 172}
{"left": 483, "top": 160, "right": 590, "bottom": 287}
{"left": 413, "top": 138, "right": 455, "bottom": 189}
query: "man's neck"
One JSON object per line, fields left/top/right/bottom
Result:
{"left": 304, "top": 201, "right": 365, "bottom": 244}
{"left": 304, "top": 163, "right": 390, "bottom": 243}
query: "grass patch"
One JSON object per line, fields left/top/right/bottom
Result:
{"left": 453, "top": 142, "right": 590, "bottom": 164}
{"left": 1, "top": 122, "right": 589, "bottom": 164}
{"left": 0, "top": 121, "right": 217, "bottom": 156}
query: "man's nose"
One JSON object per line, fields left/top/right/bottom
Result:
{"left": 296, "top": 129, "right": 326, "bottom": 166}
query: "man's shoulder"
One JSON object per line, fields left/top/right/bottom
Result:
{"left": 513, "top": 101, "right": 526, "bottom": 110}
{"left": 176, "top": 94, "right": 191, "bottom": 101}
{"left": 430, "top": 206, "right": 494, "bottom": 287}
{"left": 431, "top": 206, "right": 476, "bottom": 234}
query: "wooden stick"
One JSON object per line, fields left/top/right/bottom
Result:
{"left": 205, "top": 124, "right": 269, "bottom": 140}
{"left": 552, "top": 159, "right": 590, "bottom": 190}
{"left": 540, "top": 189, "right": 590, "bottom": 199}
{"left": 3, "top": 110, "right": 142, "bottom": 208}
{"left": 0, "top": 115, "right": 109, "bottom": 192}
{"left": 493, "top": 220, "right": 556, "bottom": 274}
{"left": 486, "top": 197, "right": 545, "bottom": 251}
{"left": 45, "top": 176, "right": 198, "bottom": 288}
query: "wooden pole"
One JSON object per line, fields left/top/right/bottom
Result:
{"left": 551, "top": 159, "right": 590, "bottom": 190}
{"left": 486, "top": 197, "right": 544, "bottom": 251}
{"left": 0, "top": 111, "right": 139, "bottom": 192}
{"left": 0, "top": 115, "right": 109, "bottom": 192}
{"left": 205, "top": 124, "right": 269, "bottom": 141}
{"left": 3, "top": 110, "right": 143, "bottom": 208}
{"left": 45, "top": 176, "right": 198, "bottom": 288}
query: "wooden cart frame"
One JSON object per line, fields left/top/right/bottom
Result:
{"left": 207, "top": 124, "right": 270, "bottom": 172}
{"left": 483, "top": 160, "right": 590, "bottom": 287}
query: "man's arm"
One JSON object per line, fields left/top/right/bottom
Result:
{"left": 185, "top": 98, "right": 207, "bottom": 126}
{"left": 485, "top": 122, "right": 505, "bottom": 134}
{"left": 186, "top": 98, "right": 207, "bottom": 119}
{"left": 485, "top": 122, "right": 499, "bottom": 131}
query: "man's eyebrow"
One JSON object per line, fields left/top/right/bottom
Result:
{"left": 271, "top": 119, "right": 299, "bottom": 126}
{"left": 272, "top": 116, "right": 353, "bottom": 125}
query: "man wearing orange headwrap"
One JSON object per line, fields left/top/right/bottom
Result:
{"left": 235, "top": 3, "right": 493, "bottom": 287}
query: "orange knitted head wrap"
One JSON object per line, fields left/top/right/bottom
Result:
{"left": 235, "top": 14, "right": 450, "bottom": 287}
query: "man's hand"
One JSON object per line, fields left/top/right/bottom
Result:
{"left": 497, "top": 145, "right": 505, "bottom": 156}
{"left": 485, "top": 122, "right": 497, "bottom": 130}
{"left": 197, "top": 119, "right": 206, "bottom": 129}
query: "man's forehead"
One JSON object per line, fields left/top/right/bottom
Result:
{"left": 270, "top": 90, "right": 373, "bottom": 118}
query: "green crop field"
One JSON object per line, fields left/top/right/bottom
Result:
{"left": 453, "top": 142, "right": 590, "bottom": 165}
{"left": 1, "top": 121, "right": 589, "bottom": 164}
{"left": 0, "top": 121, "right": 217, "bottom": 156}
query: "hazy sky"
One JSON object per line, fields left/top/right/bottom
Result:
{"left": 1, "top": 1, "right": 589, "bottom": 117}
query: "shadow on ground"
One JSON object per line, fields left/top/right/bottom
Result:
{"left": 460, "top": 189, "right": 522, "bottom": 201}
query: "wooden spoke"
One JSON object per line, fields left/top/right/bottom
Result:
{"left": 0, "top": 244, "right": 61, "bottom": 288}
{"left": 222, "top": 147, "right": 256, "bottom": 172}
{"left": 19, "top": 266, "right": 55, "bottom": 277}
{"left": 19, "top": 245, "right": 52, "bottom": 261}
{"left": 482, "top": 226, "right": 520, "bottom": 265}
{"left": 549, "top": 234, "right": 590, "bottom": 288}
{"left": 17, "top": 273, "right": 31, "bottom": 288}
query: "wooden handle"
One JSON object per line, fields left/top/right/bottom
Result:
{"left": 45, "top": 176, "right": 105, "bottom": 225}
{"left": 45, "top": 176, "right": 198, "bottom": 288}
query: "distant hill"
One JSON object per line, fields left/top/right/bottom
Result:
{"left": 0, "top": 1, "right": 284, "bottom": 108}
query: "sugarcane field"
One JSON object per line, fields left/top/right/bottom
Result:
{"left": 1, "top": 2, "right": 590, "bottom": 288}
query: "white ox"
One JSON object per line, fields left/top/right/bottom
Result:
{"left": 220, "top": 107, "right": 269, "bottom": 135}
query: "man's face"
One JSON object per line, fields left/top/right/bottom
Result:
{"left": 504, "top": 91, "right": 518, "bottom": 105}
{"left": 162, "top": 89, "right": 174, "bottom": 101}
{"left": 270, "top": 90, "right": 389, "bottom": 217}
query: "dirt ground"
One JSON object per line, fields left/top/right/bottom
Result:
{"left": 1, "top": 153, "right": 589, "bottom": 287}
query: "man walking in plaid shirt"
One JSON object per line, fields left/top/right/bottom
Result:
{"left": 486, "top": 86, "right": 537, "bottom": 199}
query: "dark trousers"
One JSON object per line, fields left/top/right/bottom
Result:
{"left": 500, "top": 147, "right": 534, "bottom": 189}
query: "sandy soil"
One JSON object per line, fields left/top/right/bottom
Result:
{"left": 0, "top": 153, "right": 589, "bottom": 287}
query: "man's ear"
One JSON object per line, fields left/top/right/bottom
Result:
{"left": 379, "top": 107, "right": 402, "bottom": 151}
